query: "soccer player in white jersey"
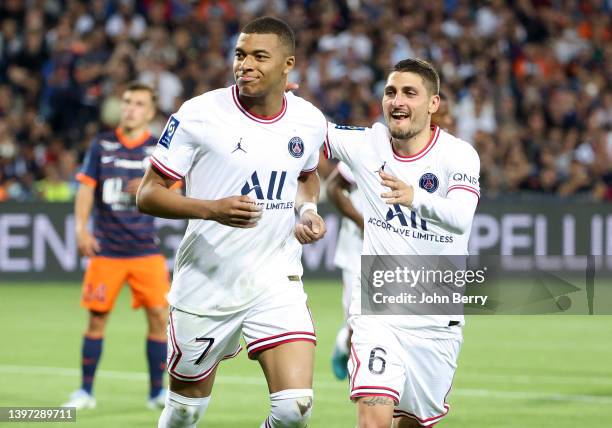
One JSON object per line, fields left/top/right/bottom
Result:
{"left": 323, "top": 58, "right": 480, "bottom": 428}
{"left": 136, "top": 17, "right": 327, "bottom": 428}
{"left": 326, "top": 95, "right": 456, "bottom": 382}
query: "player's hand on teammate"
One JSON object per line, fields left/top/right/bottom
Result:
{"left": 295, "top": 209, "right": 326, "bottom": 244}
{"left": 380, "top": 170, "right": 414, "bottom": 207}
{"left": 208, "top": 195, "right": 262, "bottom": 228}
{"left": 77, "top": 231, "right": 100, "bottom": 257}
{"left": 125, "top": 178, "right": 142, "bottom": 195}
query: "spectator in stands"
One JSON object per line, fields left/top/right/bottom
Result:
{"left": 0, "top": 1, "right": 609, "bottom": 202}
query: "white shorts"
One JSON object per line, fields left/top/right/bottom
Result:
{"left": 167, "top": 282, "right": 316, "bottom": 382}
{"left": 348, "top": 316, "right": 462, "bottom": 427}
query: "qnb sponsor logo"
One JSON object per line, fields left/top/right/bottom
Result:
{"left": 241, "top": 171, "right": 288, "bottom": 200}
{"left": 385, "top": 204, "right": 427, "bottom": 230}
{"left": 452, "top": 172, "right": 479, "bottom": 186}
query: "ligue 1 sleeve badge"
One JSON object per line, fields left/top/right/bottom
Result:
{"left": 419, "top": 172, "right": 439, "bottom": 193}
{"left": 288, "top": 137, "right": 304, "bottom": 158}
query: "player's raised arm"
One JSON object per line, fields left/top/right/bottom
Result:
{"left": 294, "top": 170, "right": 326, "bottom": 244}
{"left": 136, "top": 165, "right": 262, "bottom": 227}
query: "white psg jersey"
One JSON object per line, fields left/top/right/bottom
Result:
{"left": 151, "top": 86, "right": 327, "bottom": 315}
{"left": 325, "top": 123, "right": 480, "bottom": 331}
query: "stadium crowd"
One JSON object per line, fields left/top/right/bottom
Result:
{"left": 0, "top": 0, "right": 610, "bottom": 202}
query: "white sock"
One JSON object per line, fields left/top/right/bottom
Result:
{"left": 260, "top": 389, "right": 313, "bottom": 428}
{"left": 158, "top": 390, "right": 210, "bottom": 428}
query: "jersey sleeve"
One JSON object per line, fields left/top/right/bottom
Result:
{"left": 150, "top": 106, "right": 198, "bottom": 181}
{"left": 301, "top": 111, "right": 328, "bottom": 174}
{"left": 411, "top": 144, "right": 480, "bottom": 235}
{"left": 324, "top": 122, "right": 367, "bottom": 168}
{"left": 445, "top": 144, "right": 481, "bottom": 199}
{"left": 336, "top": 161, "right": 356, "bottom": 184}
{"left": 301, "top": 145, "right": 319, "bottom": 174}
{"left": 76, "top": 138, "right": 101, "bottom": 188}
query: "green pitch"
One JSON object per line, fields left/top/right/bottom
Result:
{"left": 0, "top": 282, "right": 611, "bottom": 427}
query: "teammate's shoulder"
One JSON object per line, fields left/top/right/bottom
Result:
{"left": 332, "top": 124, "right": 369, "bottom": 132}
{"left": 287, "top": 91, "right": 326, "bottom": 121}
{"left": 371, "top": 121, "right": 389, "bottom": 135}
{"left": 438, "top": 128, "right": 479, "bottom": 160}
{"left": 328, "top": 121, "right": 378, "bottom": 148}
{"left": 331, "top": 120, "right": 380, "bottom": 134}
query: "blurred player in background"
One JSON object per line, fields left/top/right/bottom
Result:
{"left": 431, "top": 91, "right": 456, "bottom": 135}
{"left": 323, "top": 59, "right": 479, "bottom": 427}
{"left": 63, "top": 82, "right": 170, "bottom": 410}
{"left": 137, "top": 17, "right": 327, "bottom": 428}
{"left": 327, "top": 94, "right": 455, "bottom": 381}
{"left": 327, "top": 160, "right": 362, "bottom": 380}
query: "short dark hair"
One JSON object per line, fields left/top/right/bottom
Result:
{"left": 392, "top": 58, "right": 440, "bottom": 96}
{"left": 125, "top": 81, "right": 158, "bottom": 106}
{"left": 241, "top": 16, "right": 295, "bottom": 55}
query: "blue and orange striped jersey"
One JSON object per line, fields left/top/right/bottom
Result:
{"left": 76, "top": 128, "right": 160, "bottom": 257}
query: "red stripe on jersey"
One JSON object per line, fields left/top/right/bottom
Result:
{"left": 351, "top": 392, "right": 399, "bottom": 404}
{"left": 150, "top": 156, "right": 182, "bottom": 180}
{"left": 232, "top": 85, "right": 287, "bottom": 123}
{"left": 352, "top": 385, "right": 400, "bottom": 397}
{"left": 349, "top": 344, "right": 360, "bottom": 391}
{"left": 247, "top": 337, "right": 317, "bottom": 359}
{"left": 300, "top": 165, "right": 318, "bottom": 176}
{"left": 447, "top": 185, "right": 480, "bottom": 200}
{"left": 393, "top": 404, "right": 450, "bottom": 424}
{"left": 391, "top": 125, "right": 440, "bottom": 162}
{"left": 167, "top": 311, "right": 181, "bottom": 374}
{"left": 246, "top": 331, "right": 316, "bottom": 350}
{"left": 323, "top": 130, "right": 332, "bottom": 159}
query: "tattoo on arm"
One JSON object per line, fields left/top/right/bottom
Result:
{"left": 361, "top": 396, "right": 394, "bottom": 407}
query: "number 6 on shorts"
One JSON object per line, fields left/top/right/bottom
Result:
{"left": 368, "top": 347, "right": 387, "bottom": 375}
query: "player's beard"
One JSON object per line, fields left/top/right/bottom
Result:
{"left": 390, "top": 126, "right": 419, "bottom": 141}
{"left": 388, "top": 113, "right": 428, "bottom": 141}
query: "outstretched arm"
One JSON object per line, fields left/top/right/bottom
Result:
{"left": 294, "top": 171, "right": 327, "bottom": 244}
{"left": 137, "top": 165, "right": 261, "bottom": 228}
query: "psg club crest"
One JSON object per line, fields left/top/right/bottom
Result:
{"left": 419, "top": 173, "right": 439, "bottom": 193}
{"left": 288, "top": 136, "right": 304, "bottom": 158}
